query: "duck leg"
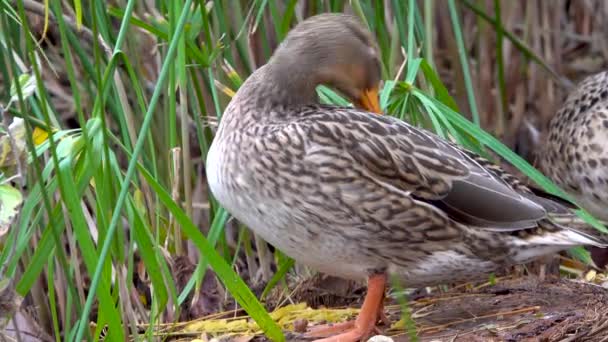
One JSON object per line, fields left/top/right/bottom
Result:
{"left": 305, "top": 273, "right": 387, "bottom": 342}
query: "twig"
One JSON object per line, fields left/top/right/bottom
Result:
{"left": 410, "top": 293, "right": 494, "bottom": 306}
{"left": 419, "top": 305, "right": 541, "bottom": 334}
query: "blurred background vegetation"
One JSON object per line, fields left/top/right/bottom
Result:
{"left": 0, "top": 0, "right": 607, "bottom": 341}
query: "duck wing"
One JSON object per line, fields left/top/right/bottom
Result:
{"left": 287, "top": 106, "right": 606, "bottom": 245}
{"left": 296, "top": 107, "right": 549, "bottom": 231}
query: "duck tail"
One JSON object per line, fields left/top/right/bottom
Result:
{"left": 547, "top": 215, "right": 608, "bottom": 248}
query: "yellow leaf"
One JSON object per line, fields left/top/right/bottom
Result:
{"left": 585, "top": 269, "right": 597, "bottom": 282}
{"left": 32, "top": 127, "right": 49, "bottom": 146}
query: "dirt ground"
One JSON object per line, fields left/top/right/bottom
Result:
{"left": 273, "top": 276, "right": 608, "bottom": 342}
{"left": 159, "top": 265, "right": 608, "bottom": 342}
{"left": 391, "top": 277, "right": 608, "bottom": 341}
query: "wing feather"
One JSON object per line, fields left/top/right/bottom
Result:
{"left": 299, "top": 108, "right": 549, "bottom": 231}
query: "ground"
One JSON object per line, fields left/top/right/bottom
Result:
{"left": 387, "top": 277, "right": 608, "bottom": 341}
{"left": 170, "top": 274, "right": 608, "bottom": 341}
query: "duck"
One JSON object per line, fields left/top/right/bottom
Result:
{"left": 539, "top": 71, "right": 608, "bottom": 222}
{"left": 538, "top": 71, "right": 608, "bottom": 267}
{"left": 206, "top": 13, "right": 608, "bottom": 342}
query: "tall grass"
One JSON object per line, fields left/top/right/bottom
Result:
{"left": 0, "top": 0, "right": 606, "bottom": 340}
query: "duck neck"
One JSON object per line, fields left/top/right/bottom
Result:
{"left": 242, "top": 60, "right": 321, "bottom": 111}
{"left": 266, "top": 59, "right": 320, "bottom": 106}
{"left": 218, "top": 60, "right": 322, "bottom": 133}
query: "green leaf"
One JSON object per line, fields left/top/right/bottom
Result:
{"left": 380, "top": 80, "right": 396, "bottom": 110}
{"left": 447, "top": 0, "right": 480, "bottom": 126}
{"left": 130, "top": 197, "right": 171, "bottom": 311}
{"left": 568, "top": 246, "right": 592, "bottom": 265}
{"left": 9, "top": 73, "right": 36, "bottom": 105}
{"left": 177, "top": 207, "right": 228, "bottom": 306}
{"left": 418, "top": 60, "right": 459, "bottom": 112}
{"left": 56, "top": 158, "right": 124, "bottom": 342}
{"left": 261, "top": 256, "right": 294, "bottom": 300}
{"left": 317, "top": 86, "right": 349, "bottom": 106}
{"left": 0, "top": 184, "right": 22, "bottom": 237}
{"left": 139, "top": 165, "right": 285, "bottom": 341}
{"left": 73, "top": 0, "right": 82, "bottom": 29}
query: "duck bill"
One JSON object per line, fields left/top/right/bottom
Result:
{"left": 355, "top": 87, "right": 382, "bottom": 114}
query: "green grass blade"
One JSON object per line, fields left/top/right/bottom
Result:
{"left": 58, "top": 158, "right": 124, "bottom": 341}
{"left": 460, "top": 0, "right": 568, "bottom": 86}
{"left": 493, "top": 0, "right": 507, "bottom": 135}
{"left": 261, "top": 257, "right": 295, "bottom": 300}
{"left": 447, "top": 0, "right": 480, "bottom": 126}
{"left": 72, "top": 0, "right": 142, "bottom": 339}
{"left": 139, "top": 165, "right": 285, "bottom": 341}
{"left": 177, "top": 207, "right": 229, "bottom": 305}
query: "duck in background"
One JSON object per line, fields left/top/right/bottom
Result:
{"left": 538, "top": 71, "right": 608, "bottom": 268}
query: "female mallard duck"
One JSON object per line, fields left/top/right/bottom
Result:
{"left": 538, "top": 71, "right": 608, "bottom": 268}
{"left": 539, "top": 71, "right": 608, "bottom": 222}
{"left": 207, "top": 13, "right": 607, "bottom": 341}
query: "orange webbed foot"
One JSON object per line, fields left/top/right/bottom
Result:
{"left": 304, "top": 273, "right": 387, "bottom": 342}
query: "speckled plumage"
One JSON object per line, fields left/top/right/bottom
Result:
{"left": 539, "top": 71, "right": 608, "bottom": 220}
{"left": 207, "top": 14, "right": 607, "bottom": 290}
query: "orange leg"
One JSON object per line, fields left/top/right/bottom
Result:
{"left": 305, "top": 273, "right": 387, "bottom": 342}
{"left": 377, "top": 292, "right": 390, "bottom": 326}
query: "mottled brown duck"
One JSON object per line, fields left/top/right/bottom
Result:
{"left": 207, "top": 13, "right": 608, "bottom": 342}
{"left": 539, "top": 71, "right": 608, "bottom": 221}
{"left": 538, "top": 71, "right": 608, "bottom": 267}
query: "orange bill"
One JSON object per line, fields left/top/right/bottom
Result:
{"left": 355, "top": 86, "right": 382, "bottom": 114}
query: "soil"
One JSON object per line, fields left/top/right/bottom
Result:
{"left": 278, "top": 276, "right": 608, "bottom": 342}
{"left": 155, "top": 262, "right": 608, "bottom": 342}
{"left": 391, "top": 277, "right": 608, "bottom": 341}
